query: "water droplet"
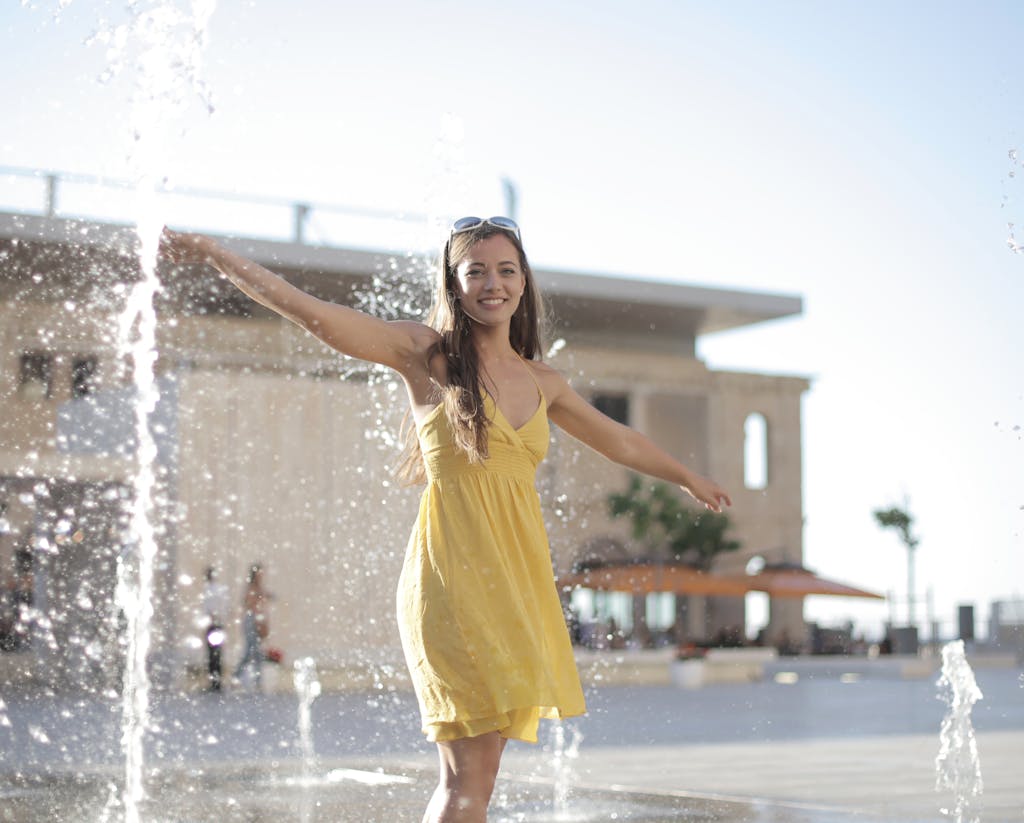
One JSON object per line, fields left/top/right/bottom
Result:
{"left": 28, "top": 725, "right": 51, "bottom": 743}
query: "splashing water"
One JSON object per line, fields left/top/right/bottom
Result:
{"left": 550, "top": 721, "right": 584, "bottom": 819}
{"left": 293, "top": 657, "right": 322, "bottom": 782}
{"left": 70, "top": 2, "right": 217, "bottom": 820}
{"left": 935, "top": 640, "right": 984, "bottom": 823}
{"left": 1004, "top": 148, "right": 1023, "bottom": 254}
{"left": 112, "top": 237, "right": 162, "bottom": 823}
{"left": 546, "top": 338, "right": 567, "bottom": 359}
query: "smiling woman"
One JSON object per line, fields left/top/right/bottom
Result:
{"left": 159, "top": 216, "right": 731, "bottom": 823}
{"left": 458, "top": 238, "right": 525, "bottom": 321}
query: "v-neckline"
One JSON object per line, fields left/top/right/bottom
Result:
{"left": 490, "top": 391, "right": 545, "bottom": 433}
{"left": 482, "top": 355, "right": 545, "bottom": 433}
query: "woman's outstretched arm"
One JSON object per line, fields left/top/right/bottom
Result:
{"left": 159, "top": 229, "right": 436, "bottom": 373}
{"left": 538, "top": 365, "right": 732, "bottom": 512}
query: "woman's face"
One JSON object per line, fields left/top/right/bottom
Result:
{"left": 453, "top": 234, "right": 525, "bottom": 327}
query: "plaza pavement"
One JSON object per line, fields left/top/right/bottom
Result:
{"left": 1, "top": 666, "right": 1022, "bottom": 821}
{"left": 495, "top": 729, "right": 1023, "bottom": 822}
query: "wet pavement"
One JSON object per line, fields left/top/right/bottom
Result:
{"left": 1, "top": 667, "right": 1022, "bottom": 821}
{"left": 0, "top": 759, "right": 890, "bottom": 822}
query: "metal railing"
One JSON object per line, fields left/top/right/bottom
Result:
{"left": 0, "top": 165, "right": 431, "bottom": 247}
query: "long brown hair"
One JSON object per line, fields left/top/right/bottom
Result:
{"left": 397, "top": 223, "right": 545, "bottom": 484}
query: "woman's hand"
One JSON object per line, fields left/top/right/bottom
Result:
{"left": 681, "top": 474, "right": 733, "bottom": 513}
{"left": 159, "top": 228, "right": 213, "bottom": 265}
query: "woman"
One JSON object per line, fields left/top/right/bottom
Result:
{"left": 161, "top": 217, "right": 731, "bottom": 822}
{"left": 233, "top": 562, "right": 269, "bottom": 691}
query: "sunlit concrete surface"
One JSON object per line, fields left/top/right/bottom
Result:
{"left": 2, "top": 670, "right": 1021, "bottom": 822}
{"left": 0, "top": 759, "right": 892, "bottom": 823}
{"left": 501, "top": 731, "right": 1023, "bottom": 822}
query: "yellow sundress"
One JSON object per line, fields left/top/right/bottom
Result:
{"left": 396, "top": 380, "right": 586, "bottom": 743}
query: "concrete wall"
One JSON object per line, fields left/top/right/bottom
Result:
{"left": 173, "top": 366, "right": 416, "bottom": 671}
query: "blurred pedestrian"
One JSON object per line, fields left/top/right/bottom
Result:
{"left": 201, "top": 565, "right": 229, "bottom": 692}
{"left": 10, "top": 547, "right": 34, "bottom": 651}
{"left": 233, "top": 562, "right": 269, "bottom": 691}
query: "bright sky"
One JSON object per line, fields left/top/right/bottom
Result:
{"left": 3, "top": 0, "right": 1023, "bottom": 640}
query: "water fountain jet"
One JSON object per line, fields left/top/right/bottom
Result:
{"left": 70, "top": 3, "right": 218, "bottom": 819}
{"left": 292, "top": 656, "right": 321, "bottom": 784}
{"left": 935, "top": 639, "right": 984, "bottom": 823}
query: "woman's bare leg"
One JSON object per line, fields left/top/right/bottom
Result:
{"left": 422, "top": 733, "right": 508, "bottom": 823}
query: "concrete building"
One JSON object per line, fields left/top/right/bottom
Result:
{"left": 0, "top": 208, "right": 807, "bottom": 691}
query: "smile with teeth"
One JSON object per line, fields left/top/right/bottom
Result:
{"left": 480, "top": 297, "right": 508, "bottom": 304}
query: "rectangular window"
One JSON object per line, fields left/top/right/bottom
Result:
{"left": 71, "top": 356, "right": 99, "bottom": 399}
{"left": 744, "top": 412, "right": 769, "bottom": 490}
{"left": 592, "top": 392, "right": 629, "bottom": 425}
{"left": 18, "top": 352, "right": 53, "bottom": 399}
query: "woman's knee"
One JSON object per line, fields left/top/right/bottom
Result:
{"left": 441, "top": 757, "right": 499, "bottom": 796}
{"left": 438, "top": 733, "right": 503, "bottom": 790}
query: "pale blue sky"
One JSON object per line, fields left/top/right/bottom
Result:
{"left": 3, "top": 0, "right": 1022, "bottom": 639}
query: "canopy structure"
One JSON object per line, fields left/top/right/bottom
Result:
{"left": 559, "top": 561, "right": 885, "bottom": 601}
{"left": 558, "top": 563, "right": 751, "bottom": 597}
{"left": 745, "top": 565, "right": 885, "bottom": 600}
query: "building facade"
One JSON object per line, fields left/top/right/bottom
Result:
{"left": 0, "top": 211, "right": 807, "bottom": 690}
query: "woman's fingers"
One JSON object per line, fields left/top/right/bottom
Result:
{"left": 708, "top": 491, "right": 731, "bottom": 512}
{"left": 689, "top": 478, "right": 731, "bottom": 512}
{"left": 158, "top": 227, "right": 183, "bottom": 262}
{"left": 158, "top": 228, "right": 206, "bottom": 265}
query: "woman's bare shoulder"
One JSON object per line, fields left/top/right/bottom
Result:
{"left": 526, "top": 359, "right": 571, "bottom": 397}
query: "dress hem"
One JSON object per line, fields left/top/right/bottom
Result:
{"left": 422, "top": 704, "right": 586, "bottom": 744}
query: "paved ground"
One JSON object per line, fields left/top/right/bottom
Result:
{"left": 498, "top": 730, "right": 1023, "bottom": 821}
{"left": 0, "top": 760, "right": 874, "bottom": 823}
{"left": 1, "top": 666, "right": 1021, "bottom": 821}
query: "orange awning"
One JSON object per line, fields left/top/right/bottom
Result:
{"left": 746, "top": 567, "right": 885, "bottom": 599}
{"left": 559, "top": 562, "right": 886, "bottom": 600}
{"left": 558, "top": 563, "right": 752, "bottom": 597}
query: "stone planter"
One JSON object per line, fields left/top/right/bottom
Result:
{"left": 670, "top": 659, "right": 705, "bottom": 689}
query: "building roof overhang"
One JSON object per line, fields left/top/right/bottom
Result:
{"left": 0, "top": 211, "right": 802, "bottom": 341}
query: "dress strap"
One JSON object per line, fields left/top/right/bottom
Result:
{"left": 517, "top": 354, "right": 545, "bottom": 400}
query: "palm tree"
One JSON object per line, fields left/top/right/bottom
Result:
{"left": 608, "top": 475, "right": 740, "bottom": 642}
{"left": 873, "top": 502, "right": 920, "bottom": 625}
{"left": 608, "top": 475, "right": 740, "bottom": 570}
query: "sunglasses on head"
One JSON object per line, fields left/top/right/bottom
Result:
{"left": 449, "top": 216, "right": 521, "bottom": 242}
